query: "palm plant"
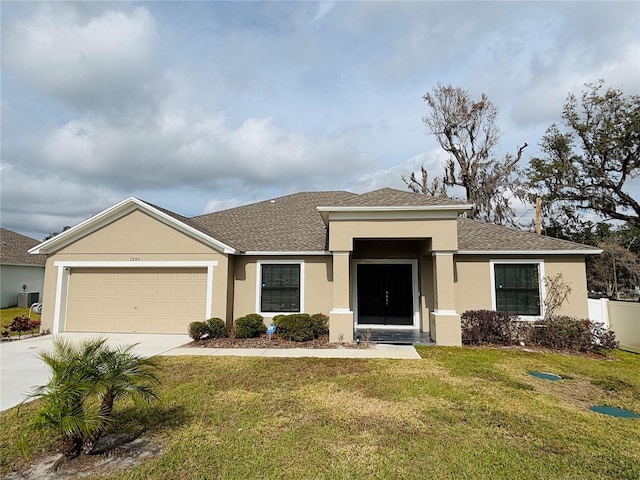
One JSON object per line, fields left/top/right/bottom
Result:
{"left": 26, "top": 338, "right": 160, "bottom": 458}
{"left": 27, "top": 338, "right": 109, "bottom": 459}
{"left": 82, "top": 344, "right": 159, "bottom": 454}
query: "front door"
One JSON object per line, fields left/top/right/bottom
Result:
{"left": 357, "top": 263, "right": 413, "bottom": 326}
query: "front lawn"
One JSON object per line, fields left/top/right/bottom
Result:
{"left": 2, "top": 348, "right": 639, "bottom": 479}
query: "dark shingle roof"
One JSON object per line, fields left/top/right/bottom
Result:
{"left": 0, "top": 228, "right": 47, "bottom": 265}
{"left": 457, "top": 218, "right": 600, "bottom": 252}
{"left": 192, "top": 191, "right": 357, "bottom": 252}
{"left": 143, "top": 200, "right": 207, "bottom": 233}
{"left": 158, "top": 189, "right": 598, "bottom": 254}
{"left": 328, "top": 188, "right": 468, "bottom": 208}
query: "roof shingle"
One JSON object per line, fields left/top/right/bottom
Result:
{"left": 327, "top": 187, "right": 468, "bottom": 208}
{"left": 186, "top": 190, "right": 596, "bottom": 254}
{"left": 192, "top": 191, "right": 357, "bottom": 252}
{"left": 457, "top": 218, "right": 600, "bottom": 252}
{"left": 1, "top": 228, "right": 47, "bottom": 265}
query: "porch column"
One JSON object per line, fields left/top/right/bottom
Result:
{"left": 329, "top": 251, "right": 354, "bottom": 343}
{"left": 430, "top": 251, "right": 461, "bottom": 346}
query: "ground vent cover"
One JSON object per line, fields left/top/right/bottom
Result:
{"left": 589, "top": 406, "right": 640, "bottom": 419}
{"left": 528, "top": 371, "right": 562, "bottom": 381}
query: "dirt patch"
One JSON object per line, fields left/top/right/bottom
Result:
{"left": 4, "top": 435, "right": 161, "bottom": 480}
{"left": 187, "top": 334, "right": 361, "bottom": 349}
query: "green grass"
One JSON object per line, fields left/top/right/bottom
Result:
{"left": 1, "top": 307, "right": 41, "bottom": 336}
{"left": 2, "top": 348, "right": 639, "bottom": 479}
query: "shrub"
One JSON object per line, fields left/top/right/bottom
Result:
{"left": 206, "top": 317, "right": 227, "bottom": 338}
{"left": 274, "top": 314, "right": 318, "bottom": 342}
{"left": 233, "top": 314, "right": 266, "bottom": 338}
{"left": 188, "top": 321, "right": 209, "bottom": 341}
{"left": 461, "top": 310, "right": 526, "bottom": 345}
{"left": 530, "top": 316, "right": 618, "bottom": 352}
{"left": 9, "top": 315, "right": 40, "bottom": 339}
{"left": 311, "top": 313, "right": 329, "bottom": 336}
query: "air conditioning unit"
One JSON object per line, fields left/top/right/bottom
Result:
{"left": 17, "top": 292, "right": 40, "bottom": 308}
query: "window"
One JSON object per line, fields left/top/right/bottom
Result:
{"left": 259, "top": 263, "right": 302, "bottom": 313}
{"left": 493, "top": 263, "right": 541, "bottom": 316}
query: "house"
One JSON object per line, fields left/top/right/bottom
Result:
{"left": 29, "top": 188, "right": 600, "bottom": 345}
{"left": 1, "top": 228, "right": 46, "bottom": 308}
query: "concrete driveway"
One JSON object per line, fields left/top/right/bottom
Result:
{"left": 0, "top": 333, "right": 190, "bottom": 412}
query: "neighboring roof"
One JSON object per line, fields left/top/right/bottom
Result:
{"left": 456, "top": 218, "right": 601, "bottom": 254}
{"left": 0, "top": 228, "right": 47, "bottom": 266}
{"left": 192, "top": 191, "right": 357, "bottom": 252}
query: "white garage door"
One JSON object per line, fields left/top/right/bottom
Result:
{"left": 65, "top": 267, "right": 207, "bottom": 334}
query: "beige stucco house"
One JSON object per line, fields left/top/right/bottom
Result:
{"left": 29, "top": 188, "right": 600, "bottom": 345}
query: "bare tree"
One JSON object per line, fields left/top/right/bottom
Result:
{"left": 405, "top": 84, "right": 527, "bottom": 225}
{"left": 401, "top": 166, "right": 448, "bottom": 197}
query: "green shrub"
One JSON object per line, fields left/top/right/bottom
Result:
{"left": 311, "top": 313, "right": 329, "bottom": 336}
{"left": 461, "top": 310, "right": 526, "bottom": 345}
{"left": 189, "top": 321, "right": 209, "bottom": 341}
{"left": 206, "top": 317, "right": 227, "bottom": 338}
{"left": 530, "top": 316, "right": 618, "bottom": 352}
{"left": 274, "top": 314, "right": 318, "bottom": 342}
{"left": 233, "top": 314, "right": 266, "bottom": 338}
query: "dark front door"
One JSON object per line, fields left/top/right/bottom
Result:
{"left": 357, "top": 264, "right": 413, "bottom": 326}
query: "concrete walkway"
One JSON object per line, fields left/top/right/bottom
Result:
{"left": 163, "top": 343, "right": 422, "bottom": 359}
{"left": 0, "top": 333, "right": 190, "bottom": 412}
{"left": 1, "top": 335, "right": 420, "bottom": 412}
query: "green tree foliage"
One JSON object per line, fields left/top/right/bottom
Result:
{"left": 589, "top": 243, "right": 640, "bottom": 297}
{"left": 527, "top": 81, "right": 640, "bottom": 229}
{"left": 554, "top": 222, "right": 639, "bottom": 295}
{"left": 404, "top": 83, "right": 527, "bottom": 225}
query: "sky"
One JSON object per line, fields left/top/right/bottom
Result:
{"left": 1, "top": 1, "right": 639, "bottom": 241}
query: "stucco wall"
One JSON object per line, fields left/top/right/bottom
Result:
{"left": 328, "top": 217, "right": 458, "bottom": 251}
{"left": 453, "top": 254, "right": 590, "bottom": 318}
{"left": 0, "top": 265, "right": 45, "bottom": 308}
{"left": 39, "top": 210, "right": 229, "bottom": 332}
{"left": 233, "top": 255, "right": 333, "bottom": 321}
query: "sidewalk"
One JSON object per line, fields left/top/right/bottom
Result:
{"left": 162, "top": 343, "right": 422, "bottom": 359}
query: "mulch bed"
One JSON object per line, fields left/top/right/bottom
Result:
{"left": 187, "top": 334, "right": 360, "bottom": 349}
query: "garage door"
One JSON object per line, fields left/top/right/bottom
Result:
{"left": 65, "top": 267, "right": 207, "bottom": 333}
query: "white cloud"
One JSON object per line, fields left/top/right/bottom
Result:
{"left": 4, "top": 5, "right": 156, "bottom": 111}
{"left": 2, "top": 1, "right": 638, "bottom": 238}
{"left": 202, "top": 198, "right": 246, "bottom": 214}
{"left": 0, "top": 165, "right": 121, "bottom": 240}
{"left": 39, "top": 101, "right": 373, "bottom": 192}
{"left": 311, "top": 2, "right": 335, "bottom": 27}
{"left": 349, "top": 148, "right": 448, "bottom": 194}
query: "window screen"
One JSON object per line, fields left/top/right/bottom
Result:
{"left": 494, "top": 264, "right": 541, "bottom": 315}
{"left": 261, "top": 264, "right": 300, "bottom": 313}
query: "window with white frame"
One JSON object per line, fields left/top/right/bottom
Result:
{"left": 257, "top": 261, "right": 303, "bottom": 313}
{"left": 492, "top": 261, "right": 542, "bottom": 316}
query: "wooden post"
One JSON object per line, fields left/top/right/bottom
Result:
{"left": 535, "top": 198, "right": 541, "bottom": 235}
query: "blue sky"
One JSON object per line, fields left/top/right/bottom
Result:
{"left": 2, "top": 1, "right": 639, "bottom": 240}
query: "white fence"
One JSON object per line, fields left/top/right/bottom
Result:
{"left": 588, "top": 298, "right": 640, "bottom": 353}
